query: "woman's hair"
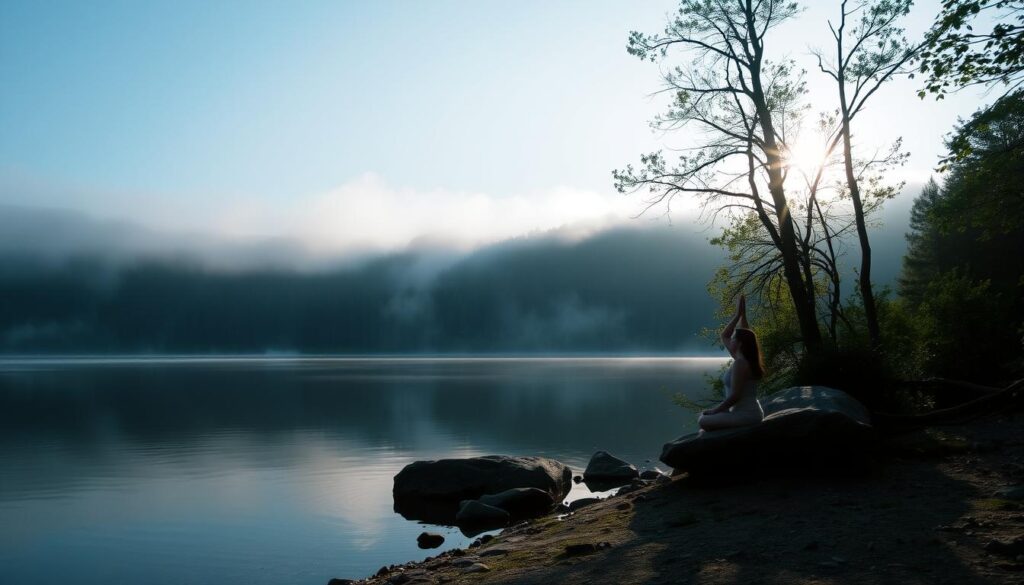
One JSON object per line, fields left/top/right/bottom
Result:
{"left": 734, "top": 328, "right": 766, "bottom": 380}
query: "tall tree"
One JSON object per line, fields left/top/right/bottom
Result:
{"left": 813, "top": 0, "right": 919, "bottom": 347}
{"left": 615, "top": 0, "right": 824, "bottom": 353}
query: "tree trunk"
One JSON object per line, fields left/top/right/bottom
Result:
{"left": 745, "top": 7, "right": 823, "bottom": 354}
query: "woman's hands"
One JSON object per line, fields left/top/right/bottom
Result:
{"left": 737, "top": 293, "right": 746, "bottom": 317}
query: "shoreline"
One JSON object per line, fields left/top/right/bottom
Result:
{"left": 336, "top": 413, "right": 1024, "bottom": 584}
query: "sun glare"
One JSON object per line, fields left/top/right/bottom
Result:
{"left": 784, "top": 138, "right": 829, "bottom": 178}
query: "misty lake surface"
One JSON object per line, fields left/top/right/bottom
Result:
{"left": 0, "top": 356, "right": 725, "bottom": 585}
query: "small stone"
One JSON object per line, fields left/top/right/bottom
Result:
{"left": 417, "top": 532, "right": 445, "bottom": 549}
{"left": 640, "top": 468, "right": 667, "bottom": 480}
{"left": 461, "top": 563, "right": 490, "bottom": 573}
{"left": 328, "top": 579, "right": 355, "bottom": 585}
{"left": 480, "top": 534, "right": 494, "bottom": 544}
{"left": 376, "top": 566, "right": 390, "bottom": 577}
{"left": 573, "top": 475, "right": 583, "bottom": 483}
{"left": 468, "top": 539, "right": 481, "bottom": 548}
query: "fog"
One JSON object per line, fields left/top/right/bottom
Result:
{"left": 0, "top": 185, "right": 919, "bottom": 354}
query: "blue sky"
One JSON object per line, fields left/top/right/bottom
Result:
{"left": 0, "top": 0, "right": 992, "bottom": 253}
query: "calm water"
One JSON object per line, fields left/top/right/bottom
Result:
{"left": 0, "top": 357, "right": 723, "bottom": 585}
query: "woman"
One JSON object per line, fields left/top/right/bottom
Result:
{"left": 698, "top": 294, "right": 766, "bottom": 432}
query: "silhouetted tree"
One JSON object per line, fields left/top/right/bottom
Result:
{"left": 812, "top": 0, "right": 919, "bottom": 347}
{"left": 615, "top": 0, "right": 825, "bottom": 354}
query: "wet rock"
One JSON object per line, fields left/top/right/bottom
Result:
{"left": 455, "top": 500, "right": 510, "bottom": 529}
{"left": 478, "top": 487, "right": 555, "bottom": 519}
{"left": 480, "top": 534, "right": 494, "bottom": 545}
{"left": 393, "top": 455, "right": 573, "bottom": 524}
{"left": 376, "top": 566, "right": 391, "bottom": 577}
{"left": 584, "top": 451, "right": 639, "bottom": 483}
{"left": 327, "top": 579, "right": 356, "bottom": 585}
{"left": 416, "top": 532, "right": 445, "bottom": 549}
{"left": 661, "top": 386, "right": 874, "bottom": 476}
{"left": 573, "top": 475, "right": 583, "bottom": 484}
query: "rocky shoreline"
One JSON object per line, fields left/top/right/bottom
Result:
{"left": 328, "top": 401, "right": 1023, "bottom": 584}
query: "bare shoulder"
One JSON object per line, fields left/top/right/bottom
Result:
{"left": 732, "top": 357, "right": 752, "bottom": 374}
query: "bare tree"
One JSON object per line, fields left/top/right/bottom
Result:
{"left": 813, "top": 0, "right": 920, "bottom": 347}
{"left": 615, "top": 0, "right": 824, "bottom": 354}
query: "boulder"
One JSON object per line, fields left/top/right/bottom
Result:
{"left": 583, "top": 451, "right": 639, "bottom": 484}
{"left": 416, "top": 532, "right": 445, "bottom": 549}
{"left": 393, "top": 455, "right": 572, "bottom": 524}
{"left": 478, "top": 487, "right": 555, "bottom": 519}
{"left": 661, "top": 386, "right": 875, "bottom": 476}
{"left": 455, "top": 500, "right": 510, "bottom": 529}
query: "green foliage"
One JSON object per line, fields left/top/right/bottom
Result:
{"left": 897, "top": 91, "right": 1024, "bottom": 383}
{"left": 919, "top": 0, "right": 1024, "bottom": 98}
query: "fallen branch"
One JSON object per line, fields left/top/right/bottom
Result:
{"left": 874, "top": 378, "right": 1024, "bottom": 433}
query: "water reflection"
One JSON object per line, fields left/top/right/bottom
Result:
{"left": 0, "top": 357, "right": 722, "bottom": 585}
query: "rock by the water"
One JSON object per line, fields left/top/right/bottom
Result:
{"left": 327, "top": 579, "right": 356, "bottom": 585}
{"left": 640, "top": 468, "right": 667, "bottom": 480}
{"left": 393, "top": 455, "right": 572, "bottom": 524}
{"left": 478, "top": 487, "right": 555, "bottom": 519}
{"left": 661, "top": 386, "right": 875, "bottom": 476}
{"left": 455, "top": 500, "right": 510, "bottom": 529}
{"left": 583, "top": 451, "right": 639, "bottom": 483}
{"left": 416, "top": 532, "right": 445, "bottom": 549}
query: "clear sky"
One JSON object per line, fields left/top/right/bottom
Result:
{"left": 0, "top": 0, "right": 992, "bottom": 254}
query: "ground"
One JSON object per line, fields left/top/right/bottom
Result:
{"left": 338, "top": 412, "right": 1024, "bottom": 585}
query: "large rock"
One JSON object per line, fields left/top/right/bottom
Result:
{"left": 455, "top": 500, "right": 511, "bottom": 529}
{"left": 393, "top": 455, "right": 572, "bottom": 524}
{"left": 583, "top": 451, "right": 639, "bottom": 483}
{"left": 478, "top": 487, "right": 555, "bottom": 519}
{"left": 660, "top": 386, "right": 875, "bottom": 476}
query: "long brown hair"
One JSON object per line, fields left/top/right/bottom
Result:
{"left": 734, "top": 328, "right": 765, "bottom": 380}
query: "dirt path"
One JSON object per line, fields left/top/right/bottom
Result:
{"left": 339, "top": 413, "right": 1024, "bottom": 585}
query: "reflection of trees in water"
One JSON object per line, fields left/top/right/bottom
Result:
{"left": 0, "top": 360, "right": 714, "bottom": 469}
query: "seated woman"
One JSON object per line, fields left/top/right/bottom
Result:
{"left": 698, "top": 294, "right": 766, "bottom": 432}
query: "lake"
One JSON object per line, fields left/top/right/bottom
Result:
{"left": 0, "top": 356, "right": 724, "bottom": 585}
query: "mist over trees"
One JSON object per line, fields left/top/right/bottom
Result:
{"left": 0, "top": 210, "right": 732, "bottom": 354}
